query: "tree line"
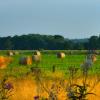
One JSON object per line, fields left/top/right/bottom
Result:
{"left": 0, "top": 34, "right": 99, "bottom": 50}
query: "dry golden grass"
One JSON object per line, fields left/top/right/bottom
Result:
{"left": 7, "top": 75, "right": 100, "bottom": 100}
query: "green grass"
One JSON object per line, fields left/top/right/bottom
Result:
{"left": 0, "top": 50, "right": 100, "bottom": 78}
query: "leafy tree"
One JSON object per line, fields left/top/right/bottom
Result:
{"left": 88, "top": 36, "right": 99, "bottom": 49}
{"left": 0, "top": 33, "right": 99, "bottom": 50}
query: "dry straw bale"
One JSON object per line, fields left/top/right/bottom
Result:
{"left": 91, "top": 54, "right": 97, "bottom": 62}
{"left": 0, "top": 56, "right": 7, "bottom": 69}
{"left": 0, "top": 56, "right": 13, "bottom": 69}
{"left": 32, "top": 55, "right": 41, "bottom": 63}
{"left": 34, "top": 51, "right": 41, "bottom": 56}
{"left": 7, "top": 51, "right": 14, "bottom": 56}
{"left": 57, "top": 52, "right": 66, "bottom": 59}
{"left": 19, "top": 56, "right": 32, "bottom": 65}
{"left": 13, "top": 51, "right": 19, "bottom": 55}
{"left": 32, "top": 50, "right": 41, "bottom": 63}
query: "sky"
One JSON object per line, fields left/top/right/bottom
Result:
{"left": 0, "top": 0, "right": 100, "bottom": 39}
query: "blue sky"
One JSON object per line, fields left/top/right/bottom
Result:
{"left": 0, "top": 0, "right": 100, "bottom": 39}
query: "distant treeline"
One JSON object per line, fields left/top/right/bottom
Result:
{"left": 0, "top": 34, "right": 99, "bottom": 50}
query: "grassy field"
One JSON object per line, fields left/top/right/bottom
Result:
{"left": 0, "top": 50, "right": 100, "bottom": 78}
{"left": 0, "top": 50, "right": 100, "bottom": 100}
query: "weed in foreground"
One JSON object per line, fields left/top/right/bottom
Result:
{"left": 0, "top": 75, "right": 13, "bottom": 100}
{"left": 67, "top": 54, "right": 99, "bottom": 100}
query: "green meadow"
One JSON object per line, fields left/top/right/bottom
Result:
{"left": 0, "top": 50, "right": 100, "bottom": 78}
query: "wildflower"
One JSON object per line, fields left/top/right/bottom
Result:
{"left": 34, "top": 96, "right": 39, "bottom": 100}
{"left": 81, "top": 55, "right": 93, "bottom": 70}
{"left": 67, "top": 91, "right": 74, "bottom": 99}
{"left": 4, "top": 82, "right": 13, "bottom": 90}
{"left": 67, "top": 86, "right": 74, "bottom": 98}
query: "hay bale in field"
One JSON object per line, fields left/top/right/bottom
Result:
{"left": 34, "top": 51, "right": 41, "bottom": 56}
{"left": 91, "top": 54, "right": 97, "bottom": 62}
{"left": 19, "top": 56, "right": 32, "bottom": 65}
{"left": 0, "top": 56, "right": 12, "bottom": 69}
{"left": 32, "top": 55, "right": 41, "bottom": 63}
{"left": 57, "top": 52, "right": 65, "bottom": 59}
{"left": 14, "top": 51, "right": 19, "bottom": 55}
{"left": 7, "top": 51, "right": 14, "bottom": 56}
{"left": 0, "top": 56, "right": 6, "bottom": 68}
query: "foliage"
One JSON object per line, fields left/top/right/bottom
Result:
{"left": 0, "top": 76, "right": 13, "bottom": 100}
{"left": 66, "top": 55, "right": 99, "bottom": 100}
{"left": 0, "top": 34, "right": 86, "bottom": 50}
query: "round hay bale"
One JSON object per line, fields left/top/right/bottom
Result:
{"left": 57, "top": 52, "right": 65, "bottom": 59}
{"left": 34, "top": 51, "right": 41, "bottom": 56}
{"left": 0, "top": 56, "right": 6, "bottom": 64}
{"left": 0, "top": 56, "right": 9, "bottom": 69}
{"left": 14, "top": 51, "right": 19, "bottom": 55}
{"left": 7, "top": 51, "right": 14, "bottom": 56}
{"left": 91, "top": 54, "right": 97, "bottom": 62}
{"left": 19, "top": 56, "right": 32, "bottom": 65}
{"left": 27, "top": 56, "right": 32, "bottom": 65}
{"left": 19, "top": 57, "right": 26, "bottom": 65}
{"left": 0, "top": 56, "right": 13, "bottom": 69}
{"left": 32, "top": 55, "right": 41, "bottom": 63}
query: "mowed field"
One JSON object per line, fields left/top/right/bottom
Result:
{"left": 0, "top": 50, "right": 100, "bottom": 77}
{"left": 0, "top": 50, "right": 100, "bottom": 100}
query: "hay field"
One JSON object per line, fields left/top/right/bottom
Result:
{"left": 0, "top": 50, "right": 100, "bottom": 76}
{"left": 8, "top": 76, "right": 100, "bottom": 100}
{"left": 0, "top": 50, "right": 100, "bottom": 100}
